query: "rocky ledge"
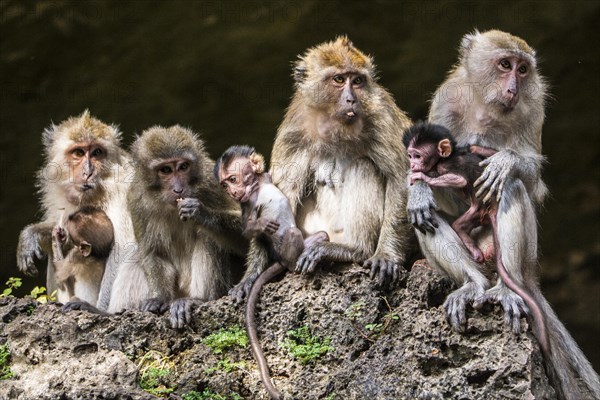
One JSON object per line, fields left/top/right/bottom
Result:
{"left": 0, "top": 261, "right": 555, "bottom": 400}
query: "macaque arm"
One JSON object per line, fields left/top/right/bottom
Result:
{"left": 423, "top": 173, "right": 467, "bottom": 188}
{"left": 242, "top": 207, "right": 261, "bottom": 239}
{"left": 140, "top": 252, "right": 178, "bottom": 308}
{"left": 469, "top": 145, "right": 497, "bottom": 158}
{"left": 17, "top": 220, "right": 54, "bottom": 276}
{"left": 407, "top": 179, "right": 439, "bottom": 233}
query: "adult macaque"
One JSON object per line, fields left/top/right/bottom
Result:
{"left": 216, "top": 145, "right": 328, "bottom": 400}
{"left": 406, "top": 30, "right": 599, "bottom": 399}
{"left": 16, "top": 110, "right": 148, "bottom": 313}
{"left": 404, "top": 122, "right": 549, "bottom": 354}
{"left": 129, "top": 126, "right": 246, "bottom": 329}
{"left": 51, "top": 207, "right": 114, "bottom": 307}
{"left": 270, "top": 36, "right": 412, "bottom": 284}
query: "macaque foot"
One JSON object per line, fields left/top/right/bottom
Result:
{"left": 295, "top": 243, "right": 327, "bottom": 274}
{"left": 474, "top": 285, "right": 528, "bottom": 334}
{"left": 364, "top": 256, "right": 401, "bottom": 286}
{"left": 229, "top": 275, "right": 258, "bottom": 304}
{"left": 141, "top": 297, "right": 170, "bottom": 314}
{"left": 62, "top": 300, "right": 107, "bottom": 315}
{"left": 170, "top": 298, "right": 199, "bottom": 329}
{"left": 443, "top": 282, "right": 485, "bottom": 332}
{"left": 17, "top": 228, "right": 45, "bottom": 277}
{"left": 468, "top": 247, "right": 485, "bottom": 263}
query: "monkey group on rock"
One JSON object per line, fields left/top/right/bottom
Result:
{"left": 16, "top": 31, "right": 599, "bottom": 400}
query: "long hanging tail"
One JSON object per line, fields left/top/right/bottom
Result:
{"left": 246, "top": 263, "right": 287, "bottom": 400}
{"left": 534, "top": 290, "right": 600, "bottom": 400}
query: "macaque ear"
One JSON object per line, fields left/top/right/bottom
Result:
{"left": 438, "top": 139, "right": 453, "bottom": 158}
{"left": 79, "top": 241, "right": 93, "bottom": 257}
{"left": 249, "top": 153, "right": 265, "bottom": 174}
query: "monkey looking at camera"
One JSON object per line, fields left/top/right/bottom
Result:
{"left": 404, "top": 122, "right": 549, "bottom": 355}
{"left": 270, "top": 36, "right": 413, "bottom": 285}
{"left": 129, "top": 125, "right": 247, "bottom": 329}
{"left": 51, "top": 207, "right": 114, "bottom": 307}
{"left": 406, "top": 30, "right": 600, "bottom": 399}
{"left": 16, "top": 110, "right": 149, "bottom": 314}
{"left": 215, "top": 145, "right": 328, "bottom": 400}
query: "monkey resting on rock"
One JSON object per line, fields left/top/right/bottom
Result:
{"left": 216, "top": 145, "right": 328, "bottom": 400}
{"left": 406, "top": 30, "right": 600, "bottom": 399}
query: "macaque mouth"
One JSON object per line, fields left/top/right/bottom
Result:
{"left": 81, "top": 183, "right": 95, "bottom": 191}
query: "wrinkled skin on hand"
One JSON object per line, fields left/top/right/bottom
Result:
{"left": 364, "top": 256, "right": 401, "bottom": 286}
{"left": 177, "top": 197, "right": 203, "bottom": 221}
{"left": 474, "top": 150, "right": 520, "bottom": 204}
{"left": 407, "top": 181, "right": 439, "bottom": 233}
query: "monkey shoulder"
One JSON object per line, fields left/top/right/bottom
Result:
{"left": 256, "top": 183, "right": 295, "bottom": 228}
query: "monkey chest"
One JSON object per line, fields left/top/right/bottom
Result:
{"left": 299, "top": 158, "right": 384, "bottom": 243}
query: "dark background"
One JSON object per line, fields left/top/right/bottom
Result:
{"left": 1, "top": 0, "right": 598, "bottom": 370}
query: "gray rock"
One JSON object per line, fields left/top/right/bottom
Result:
{"left": 0, "top": 262, "right": 556, "bottom": 399}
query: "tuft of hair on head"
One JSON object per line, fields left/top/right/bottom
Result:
{"left": 402, "top": 121, "right": 457, "bottom": 150}
{"left": 213, "top": 145, "right": 258, "bottom": 180}
{"left": 459, "top": 29, "right": 536, "bottom": 66}
{"left": 132, "top": 125, "right": 203, "bottom": 166}
{"left": 293, "top": 35, "right": 377, "bottom": 85}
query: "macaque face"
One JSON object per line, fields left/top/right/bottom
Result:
{"left": 329, "top": 72, "right": 366, "bottom": 124}
{"left": 219, "top": 156, "right": 256, "bottom": 203}
{"left": 65, "top": 141, "right": 107, "bottom": 191}
{"left": 154, "top": 158, "right": 194, "bottom": 204}
{"left": 407, "top": 141, "right": 440, "bottom": 173}
{"left": 493, "top": 55, "right": 530, "bottom": 110}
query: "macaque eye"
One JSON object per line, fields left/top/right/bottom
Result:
{"left": 159, "top": 166, "right": 173, "bottom": 174}
{"left": 518, "top": 65, "right": 527, "bottom": 74}
{"left": 91, "top": 148, "right": 103, "bottom": 157}
{"left": 72, "top": 148, "right": 85, "bottom": 157}
{"left": 353, "top": 76, "right": 363, "bottom": 85}
{"left": 499, "top": 59, "right": 511, "bottom": 70}
{"left": 228, "top": 176, "right": 237, "bottom": 183}
{"left": 179, "top": 162, "right": 189, "bottom": 171}
{"left": 333, "top": 75, "right": 345, "bottom": 84}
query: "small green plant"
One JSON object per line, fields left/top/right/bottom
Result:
{"left": 137, "top": 350, "right": 176, "bottom": 397}
{"left": 0, "top": 344, "right": 14, "bottom": 380}
{"left": 345, "top": 297, "right": 400, "bottom": 341}
{"left": 1, "top": 277, "right": 22, "bottom": 298}
{"left": 281, "top": 325, "right": 333, "bottom": 364}
{"left": 29, "top": 286, "right": 57, "bottom": 304}
{"left": 182, "top": 389, "right": 242, "bottom": 400}
{"left": 202, "top": 326, "right": 248, "bottom": 354}
{"left": 325, "top": 393, "right": 337, "bottom": 400}
{"left": 205, "top": 357, "right": 247, "bottom": 374}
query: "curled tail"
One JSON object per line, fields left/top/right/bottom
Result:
{"left": 534, "top": 290, "right": 600, "bottom": 400}
{"left": 246, "top": 262, "right": 287, "bottom": 400}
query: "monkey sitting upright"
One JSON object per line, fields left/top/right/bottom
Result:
{"left": 403, "top": 121, "right": 550, "bottom": 355}
{"left": 215, "top": 145, "right": 328, "bottom": 400}
{"left": 51, "top": 207, "right": 114, "bottom": 306}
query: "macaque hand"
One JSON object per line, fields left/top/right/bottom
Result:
{"left": 407, "top": 181, "right": 439, "bottom": 234}
{"left": 177, "top": 197, "right": 203, "bottom": 221}
{"left": 16, "top": 226, "right": 45, "bottom": 277}
{"left": 228, "top": 275, "right": 258, "bottom": 304}
{"left": 52, "top": 226, "right": 67, "bottom": 244}
{"left": 295, "top": 242, "right": 328, "bottom": 274}
{"left": 410, "top": 172, "right": 428, "bottom": 185}
{"left": 259, "top": 218, "right": 280, "bottom": 235}
{"left": 474, "top": 150, "right": 518, "bottom": 203}
{"left": 364, "top": 255, "right": 401, "bottom": 286}
{"left": 170, "top": 298, "right": 197, "bottom": 329}
{"left": 141, "top": 297, "right": 170, "bottom": 314}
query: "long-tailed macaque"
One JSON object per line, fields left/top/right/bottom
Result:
{"left": 406, "top": 30, "right": 600, "bottom": 399}
{"left": 215, "top": 145, "right": 328, "bottom": 400}
{"left": 404, "top": 122, "right": 549, "bottom": 355}
{"left": 129, "top": 126, "right": 247, "bottom": 329}
{"left": 16, "top": 110, "right": 149, "bottom": 313}
{"left": 51, "top": 207, "right": 114, "bottom": 306}
{"left": 270, "top": 36, "right": 413, "bottom": 284}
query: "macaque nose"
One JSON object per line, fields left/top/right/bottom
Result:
{"left": 346, "top": 95, "right": 356, "bottom": 104}
{"left": 173, "top": 188, "right": 183, "bottom": 194}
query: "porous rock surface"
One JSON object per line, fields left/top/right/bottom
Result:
{"left": 0, "top": 262, "right": 556, "bottom": 399}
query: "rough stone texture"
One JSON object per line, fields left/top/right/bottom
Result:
{"left": 0, "top": 262, "right": 556, "bottom": 400}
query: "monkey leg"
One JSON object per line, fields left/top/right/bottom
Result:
{"left": 416, "top": 215, "right": 489, "bottom": 332}
{"left": 279, "top": 227, "right": 305, "bottom": 269}
{"left": 295, "top": 242, "right": 356, "bottom": 274}
{"left": 474, "top": 179, "right": 533, "bottom": 334}
{"left": 451, "top": 204, "right": 485, "bottom": 263}
{"left": 303, "top": 230, "right": 330, "bottom": 248}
